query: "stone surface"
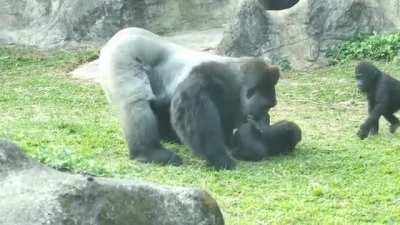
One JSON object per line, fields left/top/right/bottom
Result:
{"left": 166, "top": 28, "right": 225, "bottom": 52}
{"left": 69, "top": 59, "right": 101, "bottom": 83}
{"left": 0, "top": 0, "right": 237, "bottom": 48}
{"left": 218, "top": 0, "right": 400, "bottom": 69}
{"left": 0, "top": 140, "right": 225, "bottom": 225}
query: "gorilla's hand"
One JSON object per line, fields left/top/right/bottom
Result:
{"left": 247, "top": 114, "right": 269, "bottom": 134}
{"left": 357, "top": 124, "right": 369, "bottom": 140}
{"left": 208, "top": 155, "right": 236, "bottom": 170}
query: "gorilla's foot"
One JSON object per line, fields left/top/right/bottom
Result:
{"left": 207, "top": 155, "right": 236, "bottom": 170}
{"left": 369, "top": 129, "right": 378, "bottom": 136}
{"left": 133, "top": 148, "right": 182, "bottom": 166}
{"left": 357, "top": 126, "right": 369, "bottom": 140}
{"left": 390, "top": 123, "right": 400, "bottom": 133}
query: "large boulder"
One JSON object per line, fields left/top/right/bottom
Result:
{"left": 0, "top": 140, "right": 225, "bottom": 225}
{"left": 218, "top": 0, "right": 400, "bottom": 70}
{"left": 0, "top": 0, "right": 237, "bottom": 48}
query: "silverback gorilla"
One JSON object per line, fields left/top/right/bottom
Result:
{"left": 232, "top": 119, "right": 301, "bottom": 161}
{"left": 99, "top": 28, "right": 280, "bottom": 169}
{"left": 355, "top": 62, "right": 400, "bottom": 139}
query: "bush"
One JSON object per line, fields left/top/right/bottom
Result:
{"left": 326, "top": 32, "right": 400, "bottom": 64}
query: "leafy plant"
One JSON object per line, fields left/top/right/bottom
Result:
{"left": 326, "top": 32, "right": 400, "bottom": 64}
{"left": 278, "top": 57, "right": 292, "bottom": 71}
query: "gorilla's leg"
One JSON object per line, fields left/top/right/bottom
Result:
{"left": 384, "top": 113, "right": 400, "bottom": 133}
{"left": 122, "top": 101, "right": 182, "bottom": 165}
{"left": 101, "top": 53, "right": 182, "bottom": 165}
{"left": 171, "top": 95, "right": 236, "bottom": 170}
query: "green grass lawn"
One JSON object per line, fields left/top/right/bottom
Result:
{"left": 1, "top": 47, "right": 399, "bottom": 225}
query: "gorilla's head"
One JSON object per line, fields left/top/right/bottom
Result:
{"left": 355, "top": 62, "right": 382, "bottom": 93}
{"left": 240, "top": 59, "right": 280, "bottom": 121}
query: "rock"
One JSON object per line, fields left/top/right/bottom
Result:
{"left": 217, "top": 0, "right": 400, "bottom": 70}
{"left": 0, "top": 140, "right": 225, "bottom": 225}
{"left": 0, "top": 0, "right": 237, "bottom": 48}
{"left": 69, "top": 59, "right": 101, "bottom": 83}
{"left": 166, "top": 28, "right": 225, "bottom": 52}
{"left": 0, "top": 140, "right": 35, "bottom": 175}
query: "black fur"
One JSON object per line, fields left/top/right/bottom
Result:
{"left": 122, "top": 101, "right": 183, "bottom": 166}
{"left": 355, "top": 62, "right": 400, "bottom": 139}
{"left": 232, "top": 120, "right": 301, "bottom": 161}
{"left": 170, "top": 61, "right": 279, "bottom": 169}
{"left": 149, "top": 97, "right": 180, "bottom": 142}
{"left": 259, "top": 0, "right": 299, "bottom": 10}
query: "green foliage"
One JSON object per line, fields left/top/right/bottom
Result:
{"left": 326, "top": 32, "right": 400, "bottom": 64}
{"left": 1, "top": 47, "right": 400, "bottom": 225}
{"left": 278, "top": 57, "right": 292, "bottom": 71}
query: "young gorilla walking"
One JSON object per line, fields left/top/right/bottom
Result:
{"left": 355, "top": 62, "right": 400, "bottom": 139}
{"left": 99, "top": 27, "right": 279, "bottom": 169}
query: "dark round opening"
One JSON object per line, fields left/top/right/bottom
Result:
{"left": 258, "top": 0, "right": 300, "bottom": 10}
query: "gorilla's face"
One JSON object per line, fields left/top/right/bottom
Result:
{"left": 355, "top": 62, "right": 381, "bottom": 93}
{"left": 356, "top": 73, "right": 374, "bottom": 92}
{"left": 240, "top": 60, "right": 279, "bottom": 122}
{"left": 241, "top": 84, "right": 277, "bottom": 121}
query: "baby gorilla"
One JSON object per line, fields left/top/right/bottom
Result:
{"left": 232, "top": 119, "right": 302, "bottom": 161}
{"left": 355, "top": 62, "right": 400, "bottom": 139}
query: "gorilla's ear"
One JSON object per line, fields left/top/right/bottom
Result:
{"left": 266, "top": 65, "right": 280, "bottom": 85}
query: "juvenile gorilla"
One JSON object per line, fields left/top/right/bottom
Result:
{"left": 232, "top": 119, "right": 301, "bottom": 161}
{"left": 99, "top": 27, "right": 279, "bottom": 169}
{"left": 355, "top": 62, "right": 400, "bottom": 139}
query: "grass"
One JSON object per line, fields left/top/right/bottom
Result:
{"left": 1, "top": 46, "right": 400, "bottom": 225}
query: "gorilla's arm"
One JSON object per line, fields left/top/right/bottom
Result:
{"left": 170, "top": 63, "right": 239, "bottom": 170}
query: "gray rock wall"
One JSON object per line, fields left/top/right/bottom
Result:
{"left": 0, "top": 0, "right": 238, "bottom": 48}
{"left": 218, "top": 0, "right": 400, "bottom": 70}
